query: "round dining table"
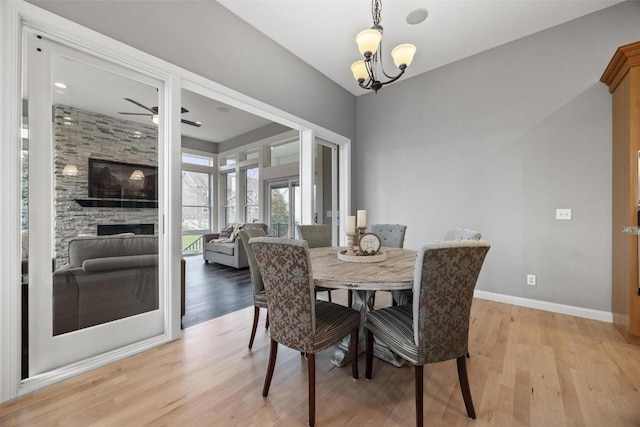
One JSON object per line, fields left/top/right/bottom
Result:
{"left": 309, "top": 246, "right": 416, "bottom": 367}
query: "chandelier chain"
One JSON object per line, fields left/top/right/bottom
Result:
{"left": 372, "top": 0, "right": 382, "bottom": 26}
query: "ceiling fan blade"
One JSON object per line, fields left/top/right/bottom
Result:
{"left": 118, "top": 112, "right": 153, "bottom": 116}
{"left": 124, "top": 98, "right": 156, "bottom": 114}
{"left": 181, "top": 119, "right": 201, "bottom": 127}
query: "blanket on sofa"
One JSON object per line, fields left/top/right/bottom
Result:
{"left": 210, "top": 223, "right": 241, "bottom": 244}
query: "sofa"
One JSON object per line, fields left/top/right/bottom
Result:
{"left": 203, "top": 223, "right": 268, "bottom": 269}
{"left": 52, "top": 234, "right": 159, "bottom": 335}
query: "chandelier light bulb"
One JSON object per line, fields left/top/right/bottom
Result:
{"left": 391, "top": 44, "right": 417, "bottom": 68}
{"left": 356, "top": 29, "right": 382, "bottom": 57}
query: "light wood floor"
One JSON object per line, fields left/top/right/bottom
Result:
{"left": 2, "top": 292, "right": 640, "bottom": 426}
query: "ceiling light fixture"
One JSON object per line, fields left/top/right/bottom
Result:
{"left": 152, "top": 114, "right": 159, "bottom": 125}
{"left": 351, "top": 0, "right": 417, "bottom": 93}
{"left": 54, "top": 82, "right": 67, "bottom": 89}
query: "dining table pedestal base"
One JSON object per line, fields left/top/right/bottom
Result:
{"left": 329, "top": 289, "right": 405, "bottom": 368}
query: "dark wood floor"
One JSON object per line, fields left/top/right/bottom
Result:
{"left": 181, "top": 255, "right": 253, "bottom": 329}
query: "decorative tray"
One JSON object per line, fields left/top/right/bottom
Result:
{"left": 337, "top": 250, "right": 387, "bottom": 263}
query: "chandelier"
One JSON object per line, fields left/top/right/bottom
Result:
{"left": 351, "top": 0, "right": 417, "bottom": 93}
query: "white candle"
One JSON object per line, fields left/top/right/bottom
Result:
{"left": 357, "top": 210, "right": 367, "bottom": 228}
{"left": 346, "top": 216, "right": 356, "bottom": 233}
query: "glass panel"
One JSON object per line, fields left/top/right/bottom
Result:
{"left": 270, "top": 184, "right": 290, "bottom": 237}
{"left": 270, "top": 138, "right": 299, "bottom": 166}
{"left": 224, "top": 172, "right": 237, "bottom": 225}
{"left": 182, "top": 152, "right": 213, "bottom": 167}
{"left": 221, "top": 154, "right": 236, "bottom": 166}
{"left": 245, "top": 167, "right": 259, "bottom": 223}
{"left": 51, "top": 56, "right": 160, "bottom": 336}
{"left": 182, "top": 170, "right": 210, "bottom": 232}
{"left": 245, "top": 147, "right": 260, "bottom": 161}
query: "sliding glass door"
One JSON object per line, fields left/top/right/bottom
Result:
{"left": 267, "top": 179, "right": 300, "bottom": 238}
{"left": 23, "top": 30, "right": 165, "bottom": 377}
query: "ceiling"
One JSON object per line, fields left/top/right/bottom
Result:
{"left": 217, "top": 0, "right": 624, "bottom": 96}
{"left": 51, "top": 53, "right": 273, "bottom": 143}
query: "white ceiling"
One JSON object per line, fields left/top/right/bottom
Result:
{"left": 217, "top": 0, "right": 624, "bottom": 96}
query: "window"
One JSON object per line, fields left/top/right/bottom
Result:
{"left": 224, "top": 172, "right": 237, "bottom": 225}
{"left": 182, "top": 170, "right": 210, "bottom": 232}
{"left": 245, "top": 147, "right": 260, "bottom": 161}
{"left": 244, "top": 167, "right": 259, "bottom": 223}
{"left": 183, "top": 152, "right": 214, "bottom": 167}
{"left": 182, "top": 150, "right": 215, "bottom": 253}
{"left": 269, "top": 138, "right": 299, "bottom": 166}
{"left": 220, "top": 154, "right": 236, "bottom": 166}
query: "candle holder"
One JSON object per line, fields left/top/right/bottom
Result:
{"left": 346, "top": 232, "right": 357, "bottom": 255}
{"left": 356, "top": 226, "right": 367, "bottom": 252}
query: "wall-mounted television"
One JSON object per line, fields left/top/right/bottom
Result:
{"left": 88, "top": 158, "right": 157, "bottom": 201}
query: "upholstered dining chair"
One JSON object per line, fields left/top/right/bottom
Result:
{"left": 238, "top": 228, "right": 268, "bottom": 349}
{"left": 364, "top": 224, "right": 407, "bottom": 308}
{"left": 295, "top": 224, "right": 333, "bottom": 302}
{"left": 365, "top": 239, "right": 491, "bottom": 427}
{"left": 369, "top": 224, "right": 407, "bottom": 248}
{"left": 391, "top": 228, "right": 482, "bottom": 306}
{"left": 249, "top": 237, "right": 360, "bottom": 427}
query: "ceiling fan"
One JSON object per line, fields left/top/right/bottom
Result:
{"left": 118, "top": 98, "right": 202, "bottom": 127}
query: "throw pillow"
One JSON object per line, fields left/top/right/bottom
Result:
{"left": 218, "top": 225, "right": 234, "bottom": 239}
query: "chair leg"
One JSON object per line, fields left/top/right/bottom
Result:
{"left": 308, "top": 353, "right": 316, "bottom": 427}
{"left": 327, "top": 290, "right": 332, "bottom": 302}
{"left": 456, "top": 356, "right": 476, "bottom": 419}
{"left": 350, "top": 328, "right": 359, "bottom": 379}
{"left": 249, "top": 306, "right": 260, "bottom": 349}
{"left": 347, "top": 290, "right": 353, "bottom": 308}
{"left": 262, "top": 339, "right": 278, "bottom": 397}
{"left": 365, "top": 329, "right": 374, "bottom": 379}
{"left": 415, "top": 365, "right": 424, "bottom": 427}
{"left": 265, "top": 312, "right": 269, "bottom": 329}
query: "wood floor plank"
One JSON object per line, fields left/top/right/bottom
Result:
{"left": 3, "top": 295, "right": 640, "bottom": 426}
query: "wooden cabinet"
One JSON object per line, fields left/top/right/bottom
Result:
{"left": 601, "top": 41, "right": 640, "bottom": 344}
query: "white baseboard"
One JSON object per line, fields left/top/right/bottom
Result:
{"left": 473, "top": 290, "right": 613, "bottom": 323}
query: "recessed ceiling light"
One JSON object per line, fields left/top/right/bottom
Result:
{"left": 406, "top": 8, "right": 428, "bottom": 25}
{"left": 217, "top": 107, "right": 229, "bottom": 113}
{"left": 54, "top": 82, "right": 67, "bottom": 89}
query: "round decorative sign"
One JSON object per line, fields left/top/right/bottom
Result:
{"left": 359, "top": 232, "right": 382, "bottom": 254}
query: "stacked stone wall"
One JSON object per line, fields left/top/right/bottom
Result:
{"left": 53, "top": 104, "right": 158, "bottom": 266}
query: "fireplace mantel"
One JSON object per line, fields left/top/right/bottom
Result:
{"left": 75, "top": 198, "right": 158, "bottom": 208}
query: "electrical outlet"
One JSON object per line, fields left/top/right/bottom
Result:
{"left": 527, "top": 274, "right": 536, "bottom": 286}
{"left": 556, "top": 208, "right": 572, "bottom": 220}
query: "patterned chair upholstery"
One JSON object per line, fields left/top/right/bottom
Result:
{"left": 392, "top": 228, "right": 482, "bottom": 306}
{"left": 365, "top": 240, "right": 491, "bottom": 427}
{"left": 249, "top": 237, "right": 360, "bottom": 427}
{"left": 238, "top": 228, "right": 268, "bottom": 349}
{"left": 295, "top": 224, "right": 333, "bottom": 302}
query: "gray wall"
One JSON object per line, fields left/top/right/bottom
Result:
{"left": 26, "top": 0, "right": 356, "bottom": 143}
{"left": 355, "top": 1, "right": 640, "bottom": 312}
